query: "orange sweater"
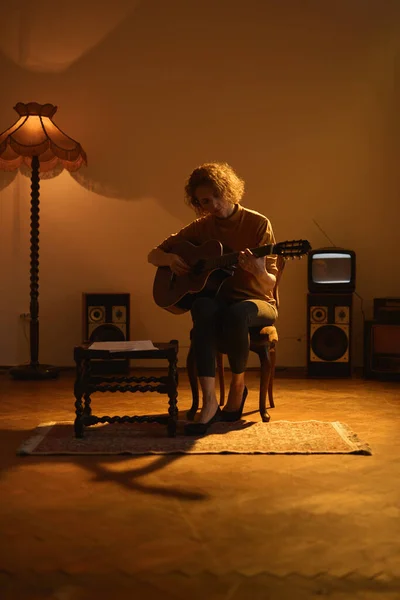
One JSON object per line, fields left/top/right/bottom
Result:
{"left": 157, "top": 204, "right": 278, "bottom": 307}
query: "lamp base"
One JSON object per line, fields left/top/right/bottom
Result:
{"left": 9, "top": 363, "right": 60, "bottom": 380}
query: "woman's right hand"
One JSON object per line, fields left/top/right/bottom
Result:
{"left": 168, "top": 253, "right": 191, "bottom": 276}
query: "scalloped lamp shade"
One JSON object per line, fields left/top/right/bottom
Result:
{"left": 0, "top": 102, "right": 87, "bottom": 172}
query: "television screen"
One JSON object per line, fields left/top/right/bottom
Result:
{"left": 308, "top": 248, "right": 356, "bottom": 293}
{"left": 312, "top": 252, "right": 352, "bottom": 285}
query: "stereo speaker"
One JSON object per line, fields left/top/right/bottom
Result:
{"left": 364, "top": 321, "right": 400, "bottom": 380}
{"left": 307, "top": 293, "right": 353, "bottom": 377}
{"left": 82, "top": 292, "right": 130, "bottom": 374}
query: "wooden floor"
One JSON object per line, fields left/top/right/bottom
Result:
{"left": 0, "top": 368, "right": 399, "bottom": 599}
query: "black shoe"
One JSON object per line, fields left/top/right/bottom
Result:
{"left": 221, "top": 386, "right": 248, "bottom": 422}
{"left": 184, "top": 407, "right": 222, "bottom": 436}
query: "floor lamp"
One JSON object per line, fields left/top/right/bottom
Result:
{"left": 0, "top": 102, "right": 87, "bottom": 380}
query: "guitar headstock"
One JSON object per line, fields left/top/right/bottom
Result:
{"left": 274, "top": 239, "right": 312, "bottom": 259}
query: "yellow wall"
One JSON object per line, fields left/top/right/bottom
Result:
{"left": 0, "top": 0, "right": 399, "bottom": 367}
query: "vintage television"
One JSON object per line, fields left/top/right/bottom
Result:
{"left": 308, "top": 247, "right": 356, "bottom": 294}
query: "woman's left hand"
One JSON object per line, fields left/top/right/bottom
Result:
{"left": 238, "top": 248, "right": 266, "bottom": 276}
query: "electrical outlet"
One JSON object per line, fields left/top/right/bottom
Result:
{"left": 19, "top": 312, "right": 30, "bottom": 320}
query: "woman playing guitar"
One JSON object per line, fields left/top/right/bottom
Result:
{"left": 148, "top": 162, "right": 278, "bottom": 435}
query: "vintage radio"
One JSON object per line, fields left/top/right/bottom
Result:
{"left": 364, "top": 320, "right": 400, "bottom": 380}
{"left": 373, "top": 298, "right": 400, "bottom": 324}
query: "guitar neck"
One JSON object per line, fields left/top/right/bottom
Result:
{"left": 205, "top": 244, "right": 275, "bottom": 271}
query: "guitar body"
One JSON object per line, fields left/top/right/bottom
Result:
{"left": 152, "top": 240, "right": 234, "bottom": 314}
{"left": 152, "top": 237, "right": 311, "bottom": 314}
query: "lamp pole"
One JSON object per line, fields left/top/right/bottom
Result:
{"left": 9, "top": 155, "right": 59, "bottom": 380}
{"left": 29, "top": 154, "right": 40, "bottom": 367}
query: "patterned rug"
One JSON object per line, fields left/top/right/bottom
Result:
{"left": 17, "top": 420, "right": 372, "bottom": 455}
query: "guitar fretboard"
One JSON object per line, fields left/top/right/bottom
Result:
{"left": 202, "top": 244, "right": 275, "bottom": 272}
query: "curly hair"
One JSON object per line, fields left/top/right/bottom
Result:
{"left": 184, "top": 162, "right": 245, "bottom": 215}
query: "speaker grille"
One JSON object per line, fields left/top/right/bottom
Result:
{"left": 89, "top": 324, "right": 125, "bottom": 343}
{"left": 311, "top": 325, "right": 349, "bottom": 361}
{"left": 310, "top": 306, "right": 328, "bottom": 323}
{"left": 88, "top": 306, "right": 105, "bottom": 323}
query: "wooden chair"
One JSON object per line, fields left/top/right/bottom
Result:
{"left": 186, "top": 256, "right": 285, "bottom": 422}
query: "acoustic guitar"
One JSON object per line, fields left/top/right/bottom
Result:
{"left": 153, "top": 239, "right": 311, "bottom": 314}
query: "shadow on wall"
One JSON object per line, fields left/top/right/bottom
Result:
{"left": 0, "top": 170, "right": 18, "bottom": 191}
{"left": 0, "top": 0, "right": 398, "bottom": 222}
{"left": 0, "top": 0, "right": 140, "bottom": 73}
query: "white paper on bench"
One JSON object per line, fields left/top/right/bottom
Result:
{"left": 88, "top": 340, "right": 157, "bottom": 352}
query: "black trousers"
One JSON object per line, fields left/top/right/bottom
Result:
{"left": 190, "top": 296, "right": 277, "bottom": 376}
